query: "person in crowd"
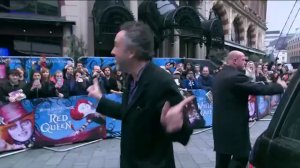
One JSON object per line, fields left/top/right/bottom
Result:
{"left": 0, "top": 69, "right": 26, "bottom": 105}
{"left": 39, "top": 68, "right": 52, "bottom": 97}
{"left": 183, "top": 62, "right": 193, "bottom": 77}
{"left": 87, "top": 21, "right": 194, "bottom": 168}
{"left": 182, "top": 70, "right": 199, "bottom": 89}
{"left": 194, "top": 64, "right": 201, "bottom": 79}
{"left": 164, "top": 62, "right": 172, "bottom": 74}
{"left": 72, "top": 69, "right": 89, "bottom": 96}
{"left": 175, "top": 63, "right": 185, "bottom": 80}
{"left": 16, "top": 67, "right": 26, "bottom": 83}
{"left": 245, "top": 61, "right": 256, "bottom": 82}
{"left": 115, "top": 69, "right": 126, "bottom": 92}
{"left": 91, "top": 65, "right": 106, "bottom": 94}
{"left": 63, "top": 65, "right": 77, "bottom": 96}
{"left": 212, "top": 50, "right": 286, "bottom": 168}
{"left": 198, "top": 66, "right": 214, "bottom": 91}
{"left": 75, "top": 61, "right": 90, "bottom": 80}
{"left": 32, "top": 54, "right": 52, "bottom": 72}
{"left": 49, "top": 70, "right": 69, "bottom": 98}
{"left": 24, "top": 71, "right": 48, "bottom": 99}
{"left": 101, "top": 66, "right": 120, "bottom": 94}
{"left": 256, "top": 64, "right": 267, "bottom": 83}
{"left": 173, "top": 70, "right": 184, "bottom": 89}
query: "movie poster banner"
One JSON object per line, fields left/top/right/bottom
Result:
{"left": 0, "top": 102, "right": 34, "bottom": 153}
{"left": 34, "top": 96, "right": 106, "bottom": 147}
{"left": 256, "top": 96, "right": 271, "bottom": 119}
{"left": 248, "top": 95, "right": 257, "bottom": 121}
{"left": 104, "top": 94, "right": 122, "bottom": 137}
{"left": 191, "top": 89, "right": 212, "bottom": 127}
{"left": 270, "top": 94, "right": 281, "bottom": 112}
{"left": 181, "top": 90, "right": 206, "bottom": 129}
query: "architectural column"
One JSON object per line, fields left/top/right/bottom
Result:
{"left": 195, "top": 43, "right": 201, "bottom": 59}
{"left": 129, "top": 0, "right": 138, "bottom": 20}
{"left": 162, "top": 39, "right": 169, "bottom": 57}
{"left": 87, "top": 1, "right": 95, "bottom": 56}
{"left": 78, "top": 1, "right": 89, "bottom": 56}
{"left": 62, "top": 26, "right": 72, "bottom": 56}
{"left": 173, "top": 36, "right": 180, "bottom": 58}
{"left": 226, "top": 7, "right": 232, "bottom": 41}
{"left": 200, "top": 45, "right": 207, "bottom": 59}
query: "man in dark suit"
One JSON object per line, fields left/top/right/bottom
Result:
{"left": 212, "top": 50, "right": 287, "bottom": 168}
{"left": 87, "top": 21, "right": 194, "bottom": 168}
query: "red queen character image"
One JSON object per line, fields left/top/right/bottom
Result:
{"left": 0, "top": 102, "right": 34, "bottom": 152}
{"left": 70, "top": 99, "right": 105, "bottom": 135}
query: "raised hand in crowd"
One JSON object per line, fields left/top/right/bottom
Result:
{"left": 56, "top": 90, "right": 64, "bottom": 98}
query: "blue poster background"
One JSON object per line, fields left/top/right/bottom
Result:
{"left": 192, "top": 89, "right": 213, "bottom": 127}
{"left": 104, "top": 94, "right": 122, "bottom": 137}
{"left": 34, "top": 96, "right": 105, "bottom": 146}
{"left": 256, "top": 96, "right": 270, "bottom": 119}
{"left": 1, "top": 56, "right": 74, "bottom": 82}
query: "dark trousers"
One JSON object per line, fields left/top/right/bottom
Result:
{"left": 216, "top": 153, "right": 248, "bottom": 168}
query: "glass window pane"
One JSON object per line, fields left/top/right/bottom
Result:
{"left": 280, "top": 85, "right": 300, "bottom": 141}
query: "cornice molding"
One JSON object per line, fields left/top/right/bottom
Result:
{"left": 224, "top": 0, "right": 267, "bottom": 30}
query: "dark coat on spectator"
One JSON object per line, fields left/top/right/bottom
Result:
{"left": 212, "top": 65, "right": 284, "bottom": 157}
{"left": 97, "top": 62, "right": 192, "bottom": 168}
{"left": 49, "top": 80, "right": 69, "bottom": 98}
{"left": 101, "top": 76, "right": 119, "bottom": 93}
{"left": 24, "top": 81, "right": 48, "bottom": 99}
{"left": 72, "top": 80, "right": 89, "bottom": 96}
{"left": 198, "top": 74, "right": 214, "bottom": 91}
{"left": 0, "top": 80, "right": 26, "bottom": 103}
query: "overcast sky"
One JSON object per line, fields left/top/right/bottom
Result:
{"left": 267, "top": 1, "right": 300, "bottom": 33}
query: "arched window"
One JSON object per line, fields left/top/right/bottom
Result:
{"left": 247, "top": 27, "right": 252, "bottom": 47}
{"left": 231, "top": 18, "right": 240, "bottom": 43}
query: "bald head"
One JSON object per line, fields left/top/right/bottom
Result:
{"left": 225, "top": 50, "right": 246, "bottom": 70}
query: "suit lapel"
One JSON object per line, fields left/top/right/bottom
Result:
{"left": 123, "top": 63, "right": 153, "bottom": 117}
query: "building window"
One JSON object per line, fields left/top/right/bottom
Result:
{"left": 231, "top": 18, "right": 240, "bottom": 44}
{"left": 247, "top": 28, "right": 252, "bottom": 47}
{"left": 280, "top": 85, "right": 300, "bottom": 141}
{"left": 16, "top": 36, "right": 61, "bottom": 56}
{"left": 0, "top": 0, "right": 60, "bottom": 16}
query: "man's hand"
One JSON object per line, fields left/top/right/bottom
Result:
{"left": 87, "top": 78, "right": 103, "bottom": 101}
{"left": 277, "top": 77, "right": 287, "bottom": 89}
{"left": 160, "top": 96, "right": 195, "bottom": 133}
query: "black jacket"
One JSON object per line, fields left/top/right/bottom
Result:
{"left": 97, "top": 62, "right": 192, "bottom": 168}
{"left": 212, "top": 65, "right": 284, "bottom": 157}
{"left": 0, "top": 80, "right": 26, "bottom": 103}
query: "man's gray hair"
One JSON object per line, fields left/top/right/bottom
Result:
{"left": 120, "top": 21, "right": 154, "bottom": 61}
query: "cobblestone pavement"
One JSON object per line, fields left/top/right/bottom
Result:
{"left": 0, "top": 119, "right": 271, "bottom": 168}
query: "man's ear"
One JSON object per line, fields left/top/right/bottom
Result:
{"left": 128, "top": 48, "right": 136, "bottom": 59}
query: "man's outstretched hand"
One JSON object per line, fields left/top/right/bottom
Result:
{"left": 87, "top": 78, "right": 103, "bottom": 101}
{"left": 160, "top": 96, "right": 195, "bottom": 133}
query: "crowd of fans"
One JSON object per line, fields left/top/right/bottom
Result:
{"left": 0, "top": 56, "right": 124, "bottom": 106}
{"left": 0, "top": 56, "right": 297, "bottom": 106}
{"left": 160, "top": 59, "right": 296, "bottom": 93}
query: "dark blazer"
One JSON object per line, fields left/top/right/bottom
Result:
{"left": 97, "top": 62, "right": 192, "bottom": 168}
{"left": 212, "top": 65, "right": 284, "bottom": 157}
